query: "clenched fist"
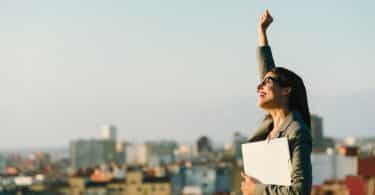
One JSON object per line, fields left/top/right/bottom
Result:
{"left": 258, "top": 10, "right": 273, "bottom": 33}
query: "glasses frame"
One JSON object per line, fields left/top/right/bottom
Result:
{"left": 258, "top": 76, "right": 281, "bottom": 88}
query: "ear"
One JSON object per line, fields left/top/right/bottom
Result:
{"left": 282, "top": 87, "right": 292, "bottom": 96}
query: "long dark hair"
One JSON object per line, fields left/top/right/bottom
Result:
{"left": 270, "top": 67, "right": 311, "bottom": 128}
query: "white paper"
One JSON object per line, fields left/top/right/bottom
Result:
{"left": 241, "top": 137, "right": 292, "bottom": 186}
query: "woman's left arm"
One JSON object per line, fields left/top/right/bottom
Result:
{"left": 253, "top": 129, "right": 312, "bottom": 195}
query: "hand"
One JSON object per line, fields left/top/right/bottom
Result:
{"left": 258, "top": 9, "right": 273, "bottom": 33}
{"left": 240, "top": 172, "right": 256, "bottom": 195}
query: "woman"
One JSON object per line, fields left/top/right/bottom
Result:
{"left": 240, "top": 10, "right": 312, "bottom": 195}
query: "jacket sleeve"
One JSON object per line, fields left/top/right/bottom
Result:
{"left": 253, "top": 128, "right": 313, "bottom": 195}
{"left": 257, "top": 46, "right": 276, "bottom": 81}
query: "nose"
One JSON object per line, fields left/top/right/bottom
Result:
{"left": 257, "top": 82, "right": 264, "bottom": 92}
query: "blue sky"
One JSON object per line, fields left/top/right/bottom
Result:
{"left": 0, "top": 0, "right": 374, "bottom": 148}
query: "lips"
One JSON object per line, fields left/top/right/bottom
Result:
{"left": 258, "top": 91, "right": 266, "bottom": 98}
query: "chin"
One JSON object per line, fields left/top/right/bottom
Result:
{"left": 258, "top": 100, "right": 273, "bottom": 109}
{"left": 257, "top": 101, "right": 267, "bottom": 108}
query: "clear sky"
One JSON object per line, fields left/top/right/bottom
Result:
{"left": 0, "top": 0, "right": 374, "bottom": 148}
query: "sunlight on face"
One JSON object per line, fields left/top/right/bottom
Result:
{"left": 257, "top": 72, "right": 284, "bottom": 109}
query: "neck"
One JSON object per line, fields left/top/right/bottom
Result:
{"left": 267, "top": 107, "right": 290, "bottom": 130}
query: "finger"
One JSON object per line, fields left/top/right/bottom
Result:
{"left": 241, "top": 172, "right": 251, "bottom": 181}
{"left": 240, "top": 182, "right": 247, "bottom": 191}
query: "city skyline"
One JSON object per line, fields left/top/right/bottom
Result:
{"left": 0, "top": 0, "right": 374, "bottom": 148}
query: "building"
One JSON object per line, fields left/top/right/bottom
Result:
{"left": 116, "top": 142, "right": 130, "bottom": 165}
{"left": 185, "top": 163, "right": 216, "bottom": 195}
{"left": 344, "top": 176, "right": 368, "bottom": 195}
{"left": 214, "top": 164, "right": 232, "bottom": 193}
{"left": 355, "top": 137, "right": 375, "bottom": 158}
{"left": 102, "top": 124, "right": 117, "bottom": 141}
{"left": 310, "top": 114, "right": 335, "bottom": 151}
{"left": 311, "top": 115, "right": 323, "bottom": 142}
{"left": 143, "top": 176, "right": 172, "bottom": 195}
{"left": 197, "top": 136, "right": 213, "bottom": 155}
{"left": 311, "top": 150, "right": 358, "bottom": 185}
{"left": 70, "top": 139, "right": 116, "bottom": 170}
{"left": 0, "top": 154, "right": 6, "bottom": 173}
{"left": 311, "top": 153, "right": 335, "bottom": 185}
{"left": 66, "top": 171, "right": 172, "bottom": 195}
{"left": 146, "top": 141, "right": 178, "bottom": 165}
{"left": 358, "top": 157, "right": 375, "bottom": 177}
{"left": 233, "top": 132, "right": 247, "bottom": 159}
{"left": 126, "top": 144, "right": 150, "bottom": 166}
{"left": 126, "top": 171, "right": 172, "bottom": 195}
{"left": 169, "top": 163, "right": 190, "bottom": 195}
{"left": 174, "top": 144, "right": 192, "bottom": 162}
{"left": 182, "top": 186, "right": 202, "bottom": 195}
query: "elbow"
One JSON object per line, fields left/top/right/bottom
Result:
{"left": 292, "top": 180, "right": 312, "bottom": 195}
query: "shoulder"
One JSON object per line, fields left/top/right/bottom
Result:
{"left": 286, "top": 113, "right": 312, "bottom": 143}
{"left": 247, "top": 115, "right": 272, "bottom": 142}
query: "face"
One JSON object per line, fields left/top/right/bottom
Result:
{"left": 257, "top": 72, "right": 290, "bottom": 109}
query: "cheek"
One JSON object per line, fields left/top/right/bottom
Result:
{"left": 265, "top": 88, "right": 276, "bottom": 98}
{"left": 272, "top": 89, "right": 284, "bottom": 100}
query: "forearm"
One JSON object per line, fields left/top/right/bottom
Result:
{"left": 257, "top": 45, "right": 275, "bottom": 80}
{"left": 258, "top": 28, "right": 269, "bottom": 47}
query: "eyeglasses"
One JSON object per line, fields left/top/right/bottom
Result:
{"left": 257, "top": 76, "right": 282, "bottom": 91}
{"left": 258, "top": 76, "right": 281, "bottom": 88}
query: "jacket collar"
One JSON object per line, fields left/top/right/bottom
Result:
{"left": 247, "top": 111, "right": 298, "bottom": 142}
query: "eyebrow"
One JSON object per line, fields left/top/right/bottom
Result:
{"left": 264, "top": 76, "right": 277, "bottom": 81}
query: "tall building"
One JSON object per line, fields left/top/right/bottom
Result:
{"left": 311, "top": 115, "right": 323, "bottom": 142}
{"left": 70, "top": 139, "right": 116, "bottom": 170}
{"left": 197, "top": 136, "right": 213, "bottom": 154}
{"left": 102, "top": 124, "right": 117, "bottom": 141}
{"left": 310, "top": 114, "right": 335, "bottom": 151}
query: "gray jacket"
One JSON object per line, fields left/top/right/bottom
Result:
{"left": 246, "top": 46, "right": 312, "bottom": 195}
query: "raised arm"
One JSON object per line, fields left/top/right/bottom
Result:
{"left": 257, "top": 10, "right": 275, "bottom": 80}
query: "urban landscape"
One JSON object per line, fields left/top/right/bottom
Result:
{"left": 0, "top": 114, "right": 374, "bottom": 195}
{"left": 0, "top": 1, "right": 374, "bottom": 195}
